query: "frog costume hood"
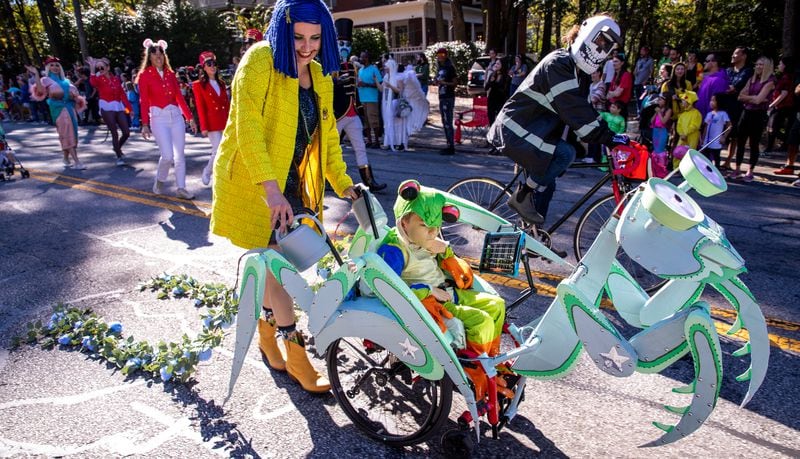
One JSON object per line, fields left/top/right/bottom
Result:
{"left": 393, "top": 180, "right": 460, "bottom": 230}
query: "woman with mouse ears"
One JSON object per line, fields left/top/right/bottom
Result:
{"left": 210, "top": 0, "right": 357, "bottom": 393}
{"left": 135, "top": 39, "right": 198, "bottom": 200}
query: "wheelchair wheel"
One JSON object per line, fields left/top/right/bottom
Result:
{"left": 443, "top": 177, "right": 516, "bottom": 262}
{"left": 573, "top": 194, "right": 666, "bottom": 293}
{"left": 326, "top": 337, "right": 453, "bottom": 447}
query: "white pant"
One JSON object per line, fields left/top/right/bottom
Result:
{"left": 204, "top": 130, "right": 223, "bottom": 174}
{"left": 150, "top": 105, "right": 187, "bottom": 188}
{"left": 336, "top": 115, "right": 368, "bottom": 167}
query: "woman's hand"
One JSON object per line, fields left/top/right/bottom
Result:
{"left": 188, "top": 118, "right": 198, "bottom": 134}
{"left": 141, "top": 125, "right": 151, "bottom": 140}
{"left": 342, "top": 186, "right": 358, "bottom": 200}
{"left": 264, "top": 181, "right": 293, "bottom": 233}
{"left": 201, "top": 130, "right": 208, "bottom": 137}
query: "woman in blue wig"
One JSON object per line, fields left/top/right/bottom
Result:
{"left": 211, "top": 0, "right": 357, "bottom": 393}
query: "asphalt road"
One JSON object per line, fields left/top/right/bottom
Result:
{"left": 0, "top": 121, "right": 798, "bottom": 458}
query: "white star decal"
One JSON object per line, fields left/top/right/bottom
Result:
{"left": 599, "top": 346, "right": 630, "bottom": 372}
{"left": 399, "top": 337, "right": 419, "bottom": 359}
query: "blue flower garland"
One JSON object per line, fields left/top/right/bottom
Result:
{"left": 12, "top": 273, "right": 239, "bottom": 384}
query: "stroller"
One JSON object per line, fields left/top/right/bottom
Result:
{"left": 0, "top": 124, "right": 30, "bottom": 181}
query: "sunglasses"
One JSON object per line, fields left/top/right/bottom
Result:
{"left": 148, "top": 46, "right": 164, "bottom": 55}
{"left": 204, "top": 60, "right": 216, "bottom": 67}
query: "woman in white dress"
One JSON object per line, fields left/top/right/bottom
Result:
{"left": 380, "top": 57, "right": 407, "bottom": 150}
{"left": 401, "top": 63, "right": 429, "bottom": 137}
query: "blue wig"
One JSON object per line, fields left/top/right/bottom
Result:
{"left": 266, "top": 0, "right": 339, "bottom": 78}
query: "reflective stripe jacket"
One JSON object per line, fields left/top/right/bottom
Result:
{"left": 487, "top": 49, "right": 617, "bottom": 176}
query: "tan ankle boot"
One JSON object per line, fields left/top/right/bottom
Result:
{"left": 257, "top": 318, "right": 286, "bottom": 372}
{"left": 284, "top": 333, "right": 330, "bottom": 393}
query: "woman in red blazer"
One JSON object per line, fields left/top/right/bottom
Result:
{"left": 136, "top": 39, "right": 198, "bottom": 199}
{"left": 192, "top": 51, "right": 230, "bottom": 186}
{"left": 88, "top": 56, "right": 132, "bottom": 165}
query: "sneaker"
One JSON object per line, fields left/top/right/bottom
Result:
{"left": 726, "top": 170, "right": 741, "bottom": 179}
{"left": 176, "top": 188, "right": 195, "bottom": 200}
{"left": 201, "top": 167, "right": 212, "bottom": 186}
{"left": 116, "top": 158, "right": 126, "bottom": 166}
{"left": 73, "top": 162, "right": 87, "bottom": 170}
{"left": 774, "top": 166, "right": 795, "bottom": 175}
{"left": 582, "top": 157, "right": 596, "bottom": 164}
{"left": 153, "top": 180, "right": 164, "bottom": 195}
{"left": 741, "top": 172, "right": 754, "bottom": 182}
{"left": 63, "top": 158, "right": 71, "bottom": 167}
{"left": 506, "top": 185, "right": 545, "bottom": 225}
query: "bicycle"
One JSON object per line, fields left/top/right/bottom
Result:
{"left": 443, "top": 141, "right": 666, "bottom": 292}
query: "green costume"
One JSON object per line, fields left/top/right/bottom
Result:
{"left": 376, "top": 180, "right": 505, "bottom": 357}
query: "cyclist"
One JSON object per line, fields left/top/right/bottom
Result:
{"left": 487, "top": 14, "right": 630, "bottom": 225}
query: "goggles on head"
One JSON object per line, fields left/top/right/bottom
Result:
{"left": 591, "top": 26, "right": 621, "bottom": 54}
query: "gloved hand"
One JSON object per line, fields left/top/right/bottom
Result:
{"left": 444, "top": 317, "right": 466, "bottom": 350}
{"left": 611, "top": 134, "right": 630, "bottom": 146}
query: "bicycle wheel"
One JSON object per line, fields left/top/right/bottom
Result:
{"left": 443, "top": 177, "right": 516, "bottom": 262}
{"left": 573, "top": 194, "right": 667, "bottom": 293}
{"left": 326, "top": 337, "right": 453, "bottom": 447}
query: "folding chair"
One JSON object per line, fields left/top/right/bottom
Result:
{"left": 454, "top": 96, "right": 489, "bottom": 145}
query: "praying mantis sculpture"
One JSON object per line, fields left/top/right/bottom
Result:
{"left": 226, "top": 149, "right": 768, "bottom": 453}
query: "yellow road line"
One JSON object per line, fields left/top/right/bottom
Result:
{"left": 29, "top": 171, "right": 800, "bottom": 353}
{"left": 30, "top": 173, "right": 209, "bottom": 218}
{"left": 29, "top": 168, "right": 213, "bottom": 210}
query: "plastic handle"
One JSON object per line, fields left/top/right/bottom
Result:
{"left": 273, "top": 213, "right": 325, "bottom": 243}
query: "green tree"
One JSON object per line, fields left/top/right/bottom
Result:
{"left": 425, "top": 41, "right": 480, "bottom": 85}
{"left": 352, "top": 27, "right": 388, "bottom": 62}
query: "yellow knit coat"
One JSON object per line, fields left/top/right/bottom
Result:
{"left": 211, "top": 42, "right": 354, "bottom": 249}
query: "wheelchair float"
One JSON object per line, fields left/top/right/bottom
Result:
{"left": 225, "top": 150, "right": 769, "bottom": 455}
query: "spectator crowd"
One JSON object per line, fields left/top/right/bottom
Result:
{"left": 0, "top": 30, "right": 798, "bottom": 189}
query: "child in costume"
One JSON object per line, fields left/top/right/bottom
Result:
{"left": 376, "top": 180, "right": 510, "bottom": 401}
{"left": 674, "top": 90, "right": 702, "bottom": 168}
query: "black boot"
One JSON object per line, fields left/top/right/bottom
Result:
{"left": 359, "top": 165, "right": 387, "bottom": 192}
{"left": 506, "top": 183, "right": 545, "bottom": 225}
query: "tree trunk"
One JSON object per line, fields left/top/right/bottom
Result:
{"left": 541, "top": 0, "right": 553, "bottom": 55}
{"left": 505, "top": 2, "right": 518, "bottom": 55}
{"left": 14, "top": 0, "right": 42, "bottom": 63}
{"left": 36, "top": 0, "right": 67, "bottom": 59}
{"left": 0, "top": 0, "right": 31, "bottom": 63}
{"left": 516, "top": 3, "right": 527, "bottom": 55}
{"left": 434, "top": 0, "right": 446, "bottom": 42}
{"left": 451, "top": 0, "right": 467, "bottom": 42}
{"left": 72, "top": 0, "right": 89, "bottom": 62}
{"left": 784, "top": 0, "right": 797, "bottom": 61}
{"left": 578, "top": 0, "right": 591, "bottom": 19}
{"left": 554, "top": 0, "right": 563, "bottom": 49}
{"left": 692, "top": 0, "right": 708, "bottom": 50}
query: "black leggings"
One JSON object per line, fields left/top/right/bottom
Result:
{"left": 736, "top": 109, "right": 767, "bottom": 167}
{"left": 101, "top": 109, "right": 130, "bottom": 158}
